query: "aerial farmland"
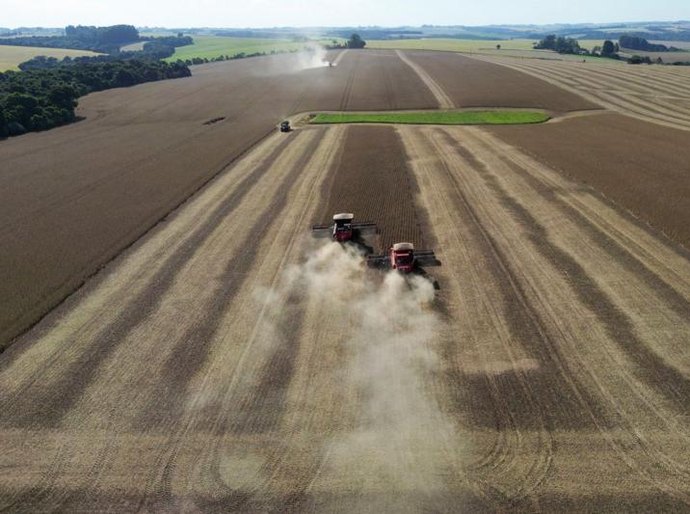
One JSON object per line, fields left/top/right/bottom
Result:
{"left": 1, "top": 33, "right": 690, "bottom": 513}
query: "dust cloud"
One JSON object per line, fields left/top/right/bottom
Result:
{"left": 255, "top": 240, "right": 458, "bottom": 502}
{"left": 293, "top": 43, "right": 330, "bottom": 71}
{"left": 247, "top": 43, "right": 330, "bottom": 79}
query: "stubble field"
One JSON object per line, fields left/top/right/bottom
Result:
{"left": 0, "top": 45, "right": 101, "bottom": 71}
{"left": 476, "top": 53, "right": 690, "bottom": 131}
{"left": 1, "top": 49, "right": 690, "bottom": 512}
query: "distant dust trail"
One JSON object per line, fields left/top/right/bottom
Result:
{"left": 293, "top": 43, "right": 329, "bottom": 71}
{"left": 395, "top": 50, "right": 455, "bottom": 109}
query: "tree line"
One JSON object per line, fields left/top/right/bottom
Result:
{"left": 533, "top": 35, "right": 582, "bottom": 54}
{"left": 0, "top": 24, "right": 140, "bottom": 54}
{"left": 325, "top": 33, "right": 366, "bottom": 49}
{"left": 618, "top": 35, "right": 679, "bottom": 52}
{"left": 534, "top": 33, "right": 686, "bottom": 64}
{"left": 0, "top": 59, "right": 190, "bottom": 138}
{"left": 0, "top": 25, "right": 193, "bottom": 57}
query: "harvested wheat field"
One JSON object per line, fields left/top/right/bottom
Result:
{"left": 476, "top": 54, "right": 690, "bottom": 131}
{"left": 400, "top": 50, "right": 600, "bottom": 112}
{"left": 489, "top": 113, "right": 690, "bottom": 248}
{"left": 0, "top": 49, "right": 438, "bottom": 349}
{"left": 2, "top": 48, "right": 690, "bottom": 512}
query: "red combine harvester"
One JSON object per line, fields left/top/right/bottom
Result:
{"left": 312, "top": 213, "right": 377, "bottom": 243}
{"left": 367, "top": 242, "right": 439, "bottom": 274}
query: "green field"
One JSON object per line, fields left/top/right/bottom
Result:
{"left": 0, "top": 45, "right": 101, "bottom": 71}
{"left": 165, "top": 36, "right": 338, "bottom": 62}
{"left": 310, "top": 110, "right": 550, "bottom": 125}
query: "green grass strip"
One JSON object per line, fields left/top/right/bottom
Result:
{"left": 310, "top": 110, "right": 550, "bottom": 125}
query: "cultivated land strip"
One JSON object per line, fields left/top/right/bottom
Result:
{"left": 402, "top": 51, "right": 597, "bottom": 112}
{"left": 0, "top": 49, "right": 436, "bottom": 350}
{"left": 0, "top": 127, "right": 343, "bottom": 511}
{"left": 475, "top": 54, "right": 690, "bottom": 131}
{"left": 3, "top": 119, "right": 690, "bottom": 511}
{"left": 395, "top": 50, "right": 455, "bottom": 109}
{"left": 401, "top": 124, "right": 690, "bottom": 509}
{"left": 2, "top": 50, "right": 690, "bottom": 511}
{"left": 488, "top": 113, "right": 690, "bottom": 249}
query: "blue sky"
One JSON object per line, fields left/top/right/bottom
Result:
{"left": 1, "top": 0, "right": 688, "bottom": 28}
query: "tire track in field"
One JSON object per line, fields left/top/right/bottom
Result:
{"left": 400, "top": 126, "right": 556, "bottom": 509}
{"left": 505, "top": 60, "right": 690, "bottom": 120}
{"left": 0, "top": 441, "right": 72, "bottom": 513}
{"left": 0, "top": 131, "right": 284, "bottom": 395}
{"left": 502, "top": 58, "right": 690, "bottom": 99}
{"left": 0, "top": 134, "right": 298, "bottom": 429}
{"left": 532, "top": 62, "right": 690, "bottom": 121}
{"left": 469, "top": 132, "right": 690, "bottom": 321}
{"left": 395, "top": 50, "right": 455, "bottom": 109}
{"left": 135, "top": 127, "right": 346, "bottom": 511}
{"left": 338, "top": 55, "right": 356, "bottom": 111}
{"left": 466, "top": 131, "right": 690, "bottom": 488}
{"left": 0, "top": 130, "right": 324, "bottom": 513}
{"left": 197, "top": 130, "right": 349, "bottom": 511}
{"left": 579, "top": 65, "right": 690, "bottom": 98}
{"left": 438, "top": 126, "right": 690, "bottom": 505}
{"left": 382, "top": 61, "right": 396, "bottom": 110}
{"left": 332, "top": 49, "right": 349, "bottom": 66}
{"left": 134, "top": 130, "right": 324, "bottom": 432}
{"left": 476, "top": 55, "right": 690, "bottom": 130}
{"left": 461, "top": 128, "right": 690, "bottom": 414}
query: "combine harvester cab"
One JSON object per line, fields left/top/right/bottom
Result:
{"left": 368, "top": 242, "right": 440, "bottom": 274}
{"left": 312, "top": 213, "right": 377, "bottom": 243}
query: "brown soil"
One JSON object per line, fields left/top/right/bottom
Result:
{"left": 402, "top": 50, "right": 598, "bottom": 112}
{"left": 489, "top": 113, "right": 690, "bottom": 248}
{"left": 0, "top": 50, "right": 436, "bottom": 350}
{"left": 476, "top": 54, "right": 690, "bottom": 131}
{"left": 2, "top": 49, "right": 690, "bottom": 512}
{"left": 315, "top": 125, "right": 423, "bottom": 250}
{"left": 2, "top": 122, "right": 689, "bottom": 511}
{"left": 400, "top": 124, "right": 690, "bottom": 511}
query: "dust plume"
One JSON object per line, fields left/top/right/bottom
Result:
{"left": 245, "top": 43, "right": 330, "bottom": 81}
{"left": 293, "top": 43, "right": 329, "bottom": 71}
{"left": 253, "top": 240, "right": 457, "bottom": 502}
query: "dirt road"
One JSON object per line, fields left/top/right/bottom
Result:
{"left": 2, "top": 120, "right": 689, "bottom": 511}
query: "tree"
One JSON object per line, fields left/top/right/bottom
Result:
{"left": 347, "top": 33, "right": 366, "bottom": 49}
{"left": 0, "top": 59, "right": 191, "bottom": 138}
{"left": 48, "top": 84, "right": 78, "bottom": 110}
{"left": 628, "top": 55, "right": 652, "bottom": 65}
{"left": 602, "top": 40, "right": 615, "bottom": 56}
{"left": 534, "top": 34, "right": 557, "bottom": 50}
{"left": 0, "top": 110, "right": 8, "bottom": 138}
{"left": 619, "top": 34, "right": 669, "bottom": 52}
{"left": 534, "top": 34, "right": 580, "bottom": 54}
